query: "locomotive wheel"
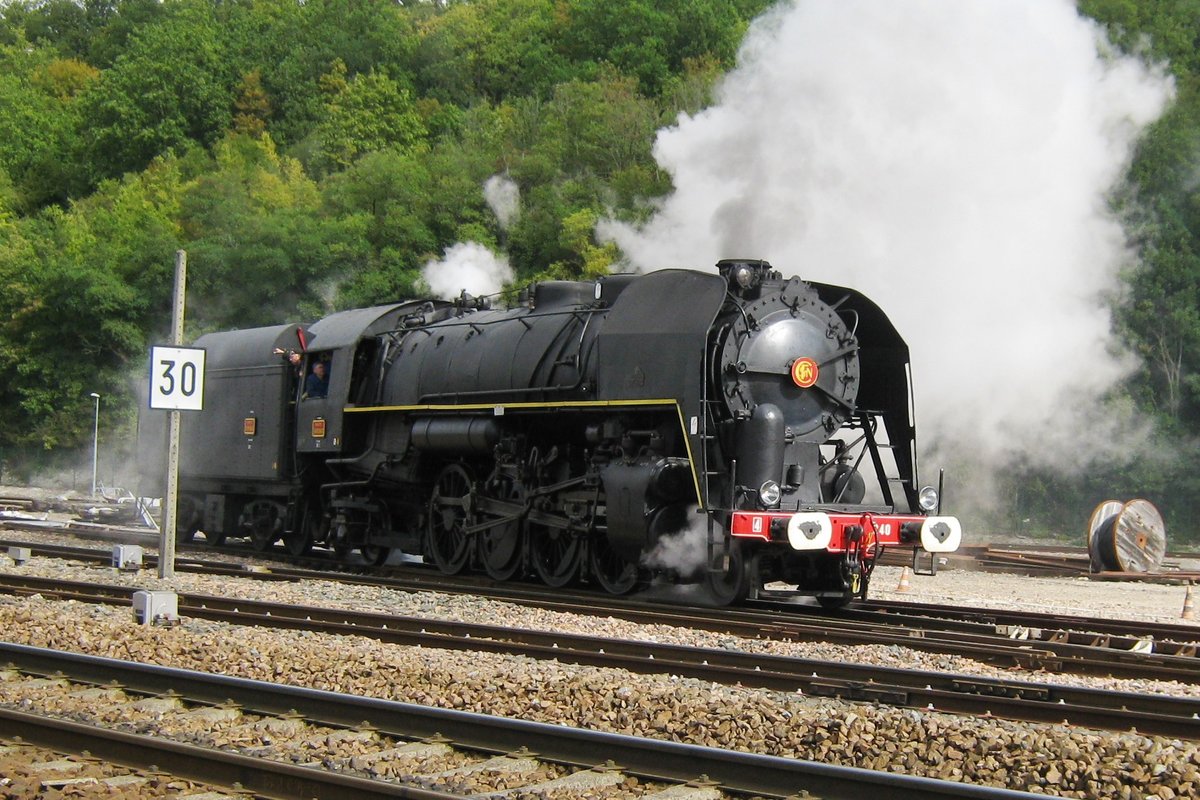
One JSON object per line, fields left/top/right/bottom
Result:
{"left": 588, "top": 535, "right": 639, "bottom": 595}
{"left": 706, "top": 538, "right": 751, "bottom": 606}
{"left": 243, "top": 499, "right": 284, "bottom": 551}
{"left": 528, "top": 520, "right": 582, "bottom": 587}
{"left": 359, "top": 499, "right": 393, "bottom": 566}
{"left": 360, "top": 544, "right": 392, "bottom": 566}
{"left": 428, "top": 464, "right": 474, "bottom": 575}
{"left": 285, "top": 501, "right": 319, "bottom": 557}
{"left": 479, "top": 483, "right": 525, "bottom": 582}
{"left": 175, "top": 495, "right": 202, "bottom": 544}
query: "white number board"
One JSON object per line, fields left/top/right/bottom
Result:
{"left": 149, "top": 346, "right": 206, "bottom": 410}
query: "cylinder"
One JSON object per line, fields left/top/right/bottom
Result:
{"left": 410, "top": 417, "right": 500, "bottom": 453}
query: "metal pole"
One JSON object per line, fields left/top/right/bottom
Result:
{"left": 89, "top": 393, "right": 100, "bottom": 496}
{"left": 160, "top": 250, "right": 187, "bottom": 580}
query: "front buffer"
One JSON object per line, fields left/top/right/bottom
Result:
{"left": 730, "top": 508, "right": 963, "bottom": 606}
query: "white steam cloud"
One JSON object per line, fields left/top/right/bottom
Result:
{"left": 601, "top": 0, "right": 1173, "bottom": 485}
{"left": 484, "top": 173, "right": 521, "bottom": 230}
{"left": 421, "top": 242, "right": 514, "bottom": 300}
{"left": 641, "top": 507, "right": 708, "bottom": 577}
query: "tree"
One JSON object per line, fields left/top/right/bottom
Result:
{"left": 0, "top": 156, "right": 182, "bottom": 458}
{"left": 315, "top": 65, "right": 427, "bottom": 171}
{"left": 76, "top": 1, "right": 234, "bottom": 182}
{"left": 562, "top": 0, "right": 759, "bottom": 95}
{"left": 233, "top": 70, "right": 271, "bottom": 138}
{"left": 181, "top": 134, "right": 350, "bottom": 326}
{"left": 0, "top": 41, "right": 90, "bottom": 209}
{"left": 413, "top": 0, "right": 570, "bottom": 104}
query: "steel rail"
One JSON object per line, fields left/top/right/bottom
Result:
{"left": 4, "top": 537, "right": 1199, "bottom": 670}
{"left": 858, "top": 597, "right": 1200, "bottom": 651}
{"left": 0, "top": 706, "right": 459, "bottom": 799}
{"left": 0, "top": 641, "right": 1051, "bottom": 800}
{"left": 2, "top": 573, "right": 1198, "bottom": 738}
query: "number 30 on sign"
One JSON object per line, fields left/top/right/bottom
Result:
{"left": 149, "top": 346, "right": 206, "bottom": 411}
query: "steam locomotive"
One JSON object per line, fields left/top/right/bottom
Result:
{"left": 142, "top": 260, "right": 961, "bottom": 606}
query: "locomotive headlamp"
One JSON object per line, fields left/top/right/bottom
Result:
{"left": 735, "top": 264, "right": 756, "bottom": 289}
{"left": 759, "top": 479, "right": 782, "bottom": 507}
{"left": 919, "top": 485, "right": 939, "bottom": 512}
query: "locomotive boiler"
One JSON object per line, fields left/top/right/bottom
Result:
{"left": 148, "top": 259, "right": 961, "bottom": 606}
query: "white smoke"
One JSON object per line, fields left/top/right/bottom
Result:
{"left": 641, "top": 507, "right": 708, "bottom": 576}
{"left": 484, "top": 173, "right": 521, "bottom": 230}
{"left": 600, "top": 0, "right": 1173, "bottom": 483}
{"left": 421, "top": 242, "right": 514, "bottom": 300}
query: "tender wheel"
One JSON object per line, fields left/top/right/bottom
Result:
{"left": 428, "top": 464, "right": 474, "bottom": 574}
{"left": 588, "top": 535, "right": 639, "bottom": 595}
{"left": 479, "top": 481, "right": 525, "bottom": 581}
{"left": 175, "top": 494, "right": 202, "bottom": 544}
{"left": 706, "top": 537, "right": 751, "bottom": 605}
{"left": 242, "top": 499, "right": 284, "bottom": 551}
{"left": 285, "top": 501, "right": 319, "bottom": 557}
{"left": 528, "top": 518, "right": 582, "bottom": 587}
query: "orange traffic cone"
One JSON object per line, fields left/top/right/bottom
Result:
{"left": 1183, "top": 585, "right": 1195, "bottom": 620}
{"left": 896, "top": 566, "right": 912, "bottom": 593}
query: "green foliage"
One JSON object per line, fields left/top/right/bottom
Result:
{"left": 180, "top": 134, "right": 346, "bottom": 327}
{"left": 0, "top": 159, "right": 181, "bottom": 453}
{"left": 1079, "top": 0, "right": 1200, "bottom": 77}
{"left": 413, "top": 0, "right": 571, "bottom": 104}
{"left": 76, "top": 1, "right": 234, "bottom": 182}
{"left": 562, "top": 0, "right": 754, "bottom": 94}
{"left": 315, "top": 66, "right": 427, "bottom": 171}
{"left": 0, "top": 41, "right": 88, "bottom": 208}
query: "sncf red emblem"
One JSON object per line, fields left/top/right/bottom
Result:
{"left": 791, "top": 357, "right": 819, "bottom": 388}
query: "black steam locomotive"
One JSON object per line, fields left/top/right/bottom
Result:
{"left": 144, "top": 260, "right": 960, "bottom": 606}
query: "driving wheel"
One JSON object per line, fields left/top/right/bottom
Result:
{"left": 588, "top": 534, "right": 639, "bottom": 595}
{"left": 528, "top": 515, "right": 582, "bottom": 587}
{"left": 479, "top": 481, "right": 525, "bottom": 581}
{"left": 427, "top": 464, "right": 474, "bottom": 574}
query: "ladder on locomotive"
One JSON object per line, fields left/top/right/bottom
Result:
{"left": 697, "top": 346, "right": 729, "bottom": 575}
{"left": 847, "top": 410, "right": 915, "bottom": 510}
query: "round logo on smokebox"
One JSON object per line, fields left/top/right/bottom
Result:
{"left": 791, "top": 357, "right": 819, "bottom": 388}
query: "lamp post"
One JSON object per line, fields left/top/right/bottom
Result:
{"left": 89, "top": 392, "right": 100, "bottom": 497}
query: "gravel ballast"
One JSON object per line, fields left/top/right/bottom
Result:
{"left": 1, "top": 540, "right": 1199, "bottom": 798}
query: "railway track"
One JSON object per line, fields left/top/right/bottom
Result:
{"left": 1, "top": 571, "right": 1198, "bottom": 739}
{"left": 4, "top": 536, "right": 1199, "bottom": 681}
{"left": 0, "top": 641, "right": 1047, "bottom": 800}
{"left": 879, "top": 542, "right": 1200, "bottom": 580}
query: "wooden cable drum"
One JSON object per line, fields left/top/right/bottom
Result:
{"left": 1086, "top": 499, "right": 1166, "bottom": 573}
{"left": 1086, "top": 499, "right": 1123, "bottom": 572}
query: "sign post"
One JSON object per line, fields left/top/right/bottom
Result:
{"left": 148, "top": 251, "right": 203, "bottom": 579}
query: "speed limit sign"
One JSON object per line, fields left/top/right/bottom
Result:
{"left": 149, "top": 346, "right": 205, "bottom": 410}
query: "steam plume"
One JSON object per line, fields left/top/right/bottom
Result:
{"left": 484, "top": 174, "right": 521, "bottom": 230}
{"left": 421, "top": 242, "right": 514, "bottom": 300}
{"left": 601, "top": 0, "right": 1173, "bottom": 487}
